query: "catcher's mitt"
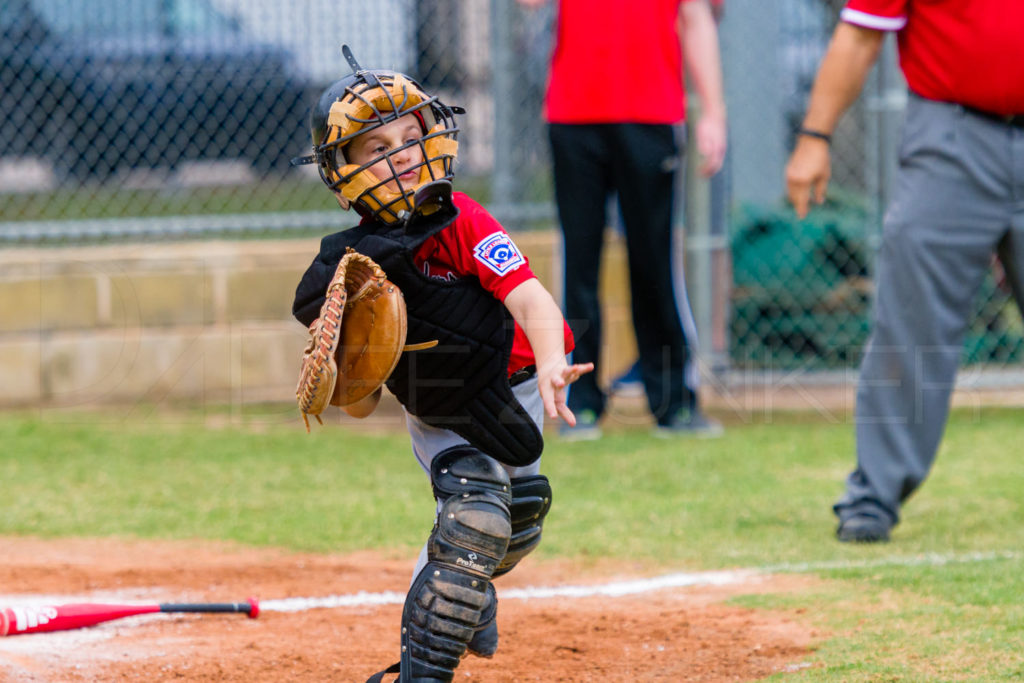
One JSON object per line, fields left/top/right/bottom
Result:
{"left": 296, "top": 249, "right": 408, "bottom": 430}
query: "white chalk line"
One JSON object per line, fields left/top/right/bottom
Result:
{"left": 258, "top": 549, "right": 1022, "bottom": 613}
{"left": 0, "top": 549, "right": 1018, "bottom": 656}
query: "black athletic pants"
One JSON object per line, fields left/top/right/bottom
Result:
{"left": 548, "top": 122, "right": 697, "bottom": 425}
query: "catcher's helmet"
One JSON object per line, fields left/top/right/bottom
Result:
{"left": 292, "top": 45, "right": 462, "bottom": 225}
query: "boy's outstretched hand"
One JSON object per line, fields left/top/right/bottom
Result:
{"left": 537, "top": 360, "right": 594, "bottom": 425}
{"left": 502, "top": 277, "right": 593, "bottom": 425}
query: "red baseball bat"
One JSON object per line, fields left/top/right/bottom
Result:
{"left": 0, "top": 597, "right": 259, "bottom": 636}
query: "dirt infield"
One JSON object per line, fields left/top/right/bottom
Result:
{"left": 0, "top": 537, "right": 820, "bottom": 682}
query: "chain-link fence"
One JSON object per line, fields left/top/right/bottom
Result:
{"left": 2, "top": 0, "right": 1021, "bottom": 374}
{"left": 722, "top": 0, "right": 1023, "bottom": 374}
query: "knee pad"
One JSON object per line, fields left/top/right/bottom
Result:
{"left": 430, "top": 445, "right": 512, "bottom": 504}
{"left": 493, "top": 474, "right": 552, "bottom": 578}
{"left": 398, "top": 446, "right": 512, "bottom": 681}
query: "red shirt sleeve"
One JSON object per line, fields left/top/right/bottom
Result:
{"left": 412, "top": 192, "right": 575, "bottom": 372}
{"left": 841, "top": 0, "right": 907, "bottom": 31}
{"left": 413, "top": 192, "right": 536, "bottom": 301}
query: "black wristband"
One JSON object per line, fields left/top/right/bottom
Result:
{"left": 798, "top": 128, "right": 832, "bottom": 144}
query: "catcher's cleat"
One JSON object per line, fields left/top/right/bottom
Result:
{"left": 364, "top": 661, "right": 400, "bottom": 683}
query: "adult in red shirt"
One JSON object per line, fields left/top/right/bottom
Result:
{"left": 786, "top": 1, "right": 1024, "bottom": 543}
{"left": 521, "top": 0, "right": 727, "bottom": 440}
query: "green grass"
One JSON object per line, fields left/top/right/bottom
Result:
{"left": 1, "top": 173, "right": 497, "bottom": 224}
{"left": 2, "top": 405, "right": 1022, "bottom": 680}
{"left": 0, "top": 412, "right": 433, "bottom": 550}
{"left": 2, "top": 177, "right": 333, "bottom": 222}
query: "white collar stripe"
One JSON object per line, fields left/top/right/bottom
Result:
{"left": 840, "top": 8, "right": 907, "bottom": 31}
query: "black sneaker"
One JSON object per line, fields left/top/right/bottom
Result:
{"left": 610, "top": 361, "right": 644, "bottom": 397}
{"left": 836, "top": 513, "right": 891, "bottom": 543}
{"left": 559, "top": 409, "right": 602, "bottom": 441}
{"left": 653, "top": 410, "right": 724, "bottom": 439}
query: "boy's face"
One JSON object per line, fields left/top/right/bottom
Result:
{"left": 344, "top": 112, "right": 426, "bottom": 196}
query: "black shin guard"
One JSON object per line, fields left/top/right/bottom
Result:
{"left": 396, "top": 446, "right": 512, "bottom": 682}
{"left": 492, "top": 474, "right": 551, "bottom": 578}
{"left": 465, "top": 582, "right": 498, "bottom": 658}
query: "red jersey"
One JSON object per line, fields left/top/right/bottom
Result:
{"left": 544, "top": 0, "right": 692, "bottom": 124}
{"left": 842, "top": 0, "right": 1024, "bottom": 115}
{"left": 410, "top": 192, "right": 574, "bottom": 375}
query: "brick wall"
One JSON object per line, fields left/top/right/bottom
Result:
{"left": 0, "top": 232, "right": 636, "bottom": 408}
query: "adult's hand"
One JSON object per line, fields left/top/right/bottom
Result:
{"left": 782, "top": 22, "right": 884, "bottom": 218}
{"left": 695, "top": 110, "right": 727, "bottom": 177}
{"left": 785, "top": 135, "right": 831, "bottom": 219}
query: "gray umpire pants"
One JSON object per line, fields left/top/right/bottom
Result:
{"left": 834, "top": 94, "right": 1024, "bottom": 527}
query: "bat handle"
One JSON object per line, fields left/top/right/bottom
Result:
{"left": 158, "top": 597, "right": 259, "bottom": 619}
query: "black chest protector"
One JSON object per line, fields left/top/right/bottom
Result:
{"left": 292, "top": 202, "right": 543, "bottom": 467}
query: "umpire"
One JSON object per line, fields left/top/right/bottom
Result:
{"left": 786, "top": 1, "right": 1024, "bottom": 543}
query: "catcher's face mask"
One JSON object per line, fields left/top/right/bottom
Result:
{"left": 292, "top": 45, "right": 462, "bottom": 225}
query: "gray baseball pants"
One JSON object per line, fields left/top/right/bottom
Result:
{"left": 834, "top": 94, "right": 1024, "bottom": 527}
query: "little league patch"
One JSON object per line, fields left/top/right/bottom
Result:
{"left": 474, "top": 232, "right": 525, "bottom": 275}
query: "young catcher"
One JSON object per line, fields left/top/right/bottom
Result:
{"left": 290, "top": 46, "right": 591, "bottom": 683}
